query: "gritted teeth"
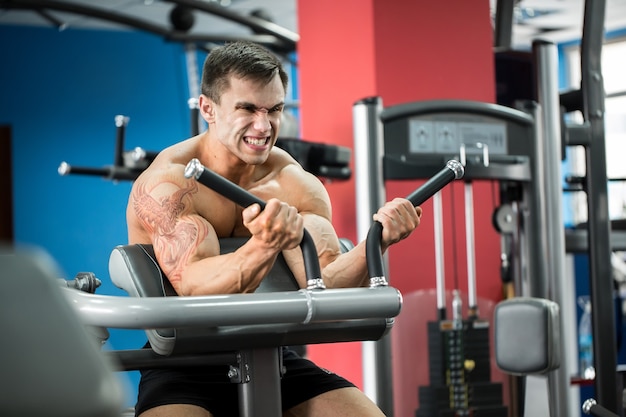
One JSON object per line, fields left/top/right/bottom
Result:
{"left": 245, "top": 136, "right": 269, "bottom": 146}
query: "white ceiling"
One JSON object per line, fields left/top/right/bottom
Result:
{"left": 0, "top": 0, "right": 624, "bottom": 50}
{"left": 505, "top": 0, "right": 626, "bottom": 47}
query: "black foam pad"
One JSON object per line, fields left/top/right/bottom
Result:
{"left": 494, "top": 297, "right": 561, "bottom": 375}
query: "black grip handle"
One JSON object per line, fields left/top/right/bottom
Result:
{"left": 365, "top": 160, "right": 464, "bottom": 283}
{"left": 57, "top": 162, "right": 142, "bottom": 181}
{"left": 406, "top": 160, "right": 464, "bottom": 206}
{"left": 582, "top": 399, "right": 620, "bottom": 417}
{"left": 184, "top": 158, "right": 324, "bottom": 289}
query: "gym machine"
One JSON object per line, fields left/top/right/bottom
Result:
{"left": 352, "top": 46, "right": 614, "bottom": 417}
{"left": 42, "top": 158, "right": 461, "bottom": 417}
{"left": 494, "top": 0, "right": 621, "bottom": 415}
{"left": 354, "top": 96, "right": 543, "bottom": 417}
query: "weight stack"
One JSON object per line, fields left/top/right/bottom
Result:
{"left": 415, "top": 319, "right": 508, "bottom": 417}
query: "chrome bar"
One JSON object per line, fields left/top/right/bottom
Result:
{"left": 62, "top": 286, "right": 402, "bottom": 329}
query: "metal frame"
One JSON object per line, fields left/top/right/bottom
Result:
{"left": 0, "top": 0, "right": 298, "bottom": 52}
{"left": 494, "top": 0, "right": 619, "bottom": 413}
{"left": 353, "top": 97, "right": 534, "bottom": 417}
{"left": 577, "top": 0, "right": 619, "bottom": 411}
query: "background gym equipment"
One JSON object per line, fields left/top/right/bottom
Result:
{"left": 493, "top": 297, "right": 562, "bottom": 417}
{"left": 0, "top": 0, "right": 299, "bottom": 55}
{"left": 354, "top": 96, "right": 535, "bottom": 416}
{"left": 582, "top": 399, "right": 621, "bottom": 417}
{"left": 0, "top": 247, "right": 125, "bottom": 417}
{"left": 495, "top": 298, "right": 561, "bottom": 376}
{"left": 346, "top": 0, "right": 622, "bottom": 413}
{"left": 58, "top": 114, "right": 353, "bottom": 182}
{"left": 494, "top": 0, "right": 622, "bottom": 414}
{"left": 58, "top": 115, "right": 154, "bottom": 181}
{"left": 55, "top": 158, "right": 462, "bottom": 416}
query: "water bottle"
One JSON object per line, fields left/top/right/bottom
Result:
{"left": 578, "top": 296, "right": 595, "bottom": 380}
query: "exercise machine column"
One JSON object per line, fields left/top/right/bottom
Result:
{"left": 531, "top": 40, "right": 580, "bottom": 417}
{"left": 353, "top": 96, "right": 393, "bottom": 414}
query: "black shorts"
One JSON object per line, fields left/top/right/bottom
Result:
{"left": 134, "top": 347, "right": 356, "bottom": 417}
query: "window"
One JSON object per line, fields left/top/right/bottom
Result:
{"left": 564, "top": 37, "right": 626, "bottom": 224}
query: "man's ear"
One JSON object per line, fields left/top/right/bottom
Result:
{"left": 198, "top": 94, "right": 215, "bottom": 124}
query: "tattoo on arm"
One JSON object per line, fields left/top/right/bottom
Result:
{"left": 132, "top": 181, "right": 208, "bottom": 284}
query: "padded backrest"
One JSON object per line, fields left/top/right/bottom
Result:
{"left": 109, "top": 238, "right": 301, "bottom": 355}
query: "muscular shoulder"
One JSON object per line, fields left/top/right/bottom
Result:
{"left": 127, "top": 142, "right": 202, "bottom": 242}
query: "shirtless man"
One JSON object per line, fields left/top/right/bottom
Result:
{"left": 126, "top": 41, "right": 422, "bottom": 417}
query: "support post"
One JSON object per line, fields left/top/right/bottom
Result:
{"left": 238, "top": 348, "right": 282, "bottom": 417}
{"left": 580, "top": 0, "right": 619, "bottom": 411}
{"left": 353, "top": 96, "right": 394, "bottom": 416}
{"left": 533, "top": 40, "right": 579, "bottom": 417}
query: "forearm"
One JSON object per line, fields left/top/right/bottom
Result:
{"left": 321, "top": 240, "right": 370, "bottom": 288}
{"left": 177, "top": 240, "right": 280, "bottom": 295}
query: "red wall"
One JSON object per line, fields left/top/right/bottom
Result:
{"left": 297, "top": 0, "right": 504, "bottom": 414}
{"left": 296, "top": 0, "right": 378, "bottom": 389}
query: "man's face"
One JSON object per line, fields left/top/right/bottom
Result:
{"left": 210, "top": 73, "right": 285, "bottom": 165}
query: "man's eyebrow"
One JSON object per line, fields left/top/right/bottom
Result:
{"left": 235, "top": 101, "right": 285, "bottom": 111}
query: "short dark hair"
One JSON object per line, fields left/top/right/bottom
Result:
{"left": 200, "top": 41, "right": 288, "bottom": 104}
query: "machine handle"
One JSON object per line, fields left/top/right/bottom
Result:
{"left": 582, "top": 399, "right": 620, "bottom": 417}
{"left": 58, "top": 161, "right": 142, "bottom": 181}
{"left": 365, "top": 160, "right": 464, "bottom": 285}
{"left": 184, "top": 158, "right": 324, "bottom": 290}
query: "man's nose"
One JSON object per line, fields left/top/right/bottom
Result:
{"left": 253, "top": 110, "right": 271, "bottom": 132}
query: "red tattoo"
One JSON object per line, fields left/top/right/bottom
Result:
{"left": 133, "top": 181, "right": 205, "bottom": 284}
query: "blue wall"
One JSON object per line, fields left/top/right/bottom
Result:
{"left": 1, "top": 24, "right": 198, "bottom": 405}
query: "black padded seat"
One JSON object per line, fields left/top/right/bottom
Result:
{"left": 109, "top": 238, "right": 392, "bottom": 356}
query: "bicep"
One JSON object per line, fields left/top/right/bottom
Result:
{"left": 152, "top": 213, "right": 218, "bottom": 289}
{"left": 130, "top": 177, "right": 218, "bottom": 290}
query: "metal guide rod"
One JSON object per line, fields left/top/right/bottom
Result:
{"left": 510, "top": 201, "right": 525, "bottom": 297}
{"left": 63, "top": 286, "right": 402, "bottom": 329}
{"left": 464, "top": 181, "right": 478, "bottom": 316}
{"left": 459, "top": 143, "right": 480, "bottom": 316}
{"left": 434, "top": 191, "right": 446, "bottom": 320}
